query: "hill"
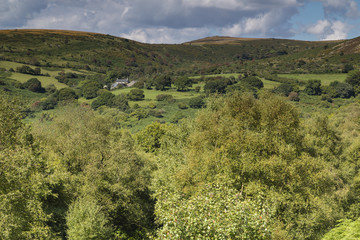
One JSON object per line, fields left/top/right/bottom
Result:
{"left": 0, "top": 29, "right": 350, "bottom": 77}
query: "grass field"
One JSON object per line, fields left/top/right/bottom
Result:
{"left": 9, "top": 72, "right": 68, "bottom": 89}
{"left": 278, "top": 73, "right": 348, "bottom": 85}
{"left": 190, "top": 73, "right": 280, "bottom": 89}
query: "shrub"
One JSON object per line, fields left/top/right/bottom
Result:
{"left": 273, "top": 83, "right": 294, "bottom": 97}
{"left": 156, "top": 94, "right": 175, "bottom": 102}
{"left": 189, "top": 96, "right": 205, "bottom": 108}
{"left": 288, "top": 91, "right": 300, "bottom": 101}
{"left": 127, "top": 89, "right": 145, "bottom": 101}
{"left": 304, "top": 80, "right": 322, "bottom": 95}
{"left": 177, "top": 102, "right": 188, "bottom": 109}
{"left": 23, "top": 78, "right": 45, "bottom": 93}
{"left": 241, "top": 76, "right": 264, "bottom": 89}
{"left": 57, "top": 88, "right": 78, "bottom": 101}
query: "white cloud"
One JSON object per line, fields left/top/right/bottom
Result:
{"left": 307, "top": 19, "right": 331, "bottom": 35}
{"left": 322, "top": 20, "right": 349, "bottom": 40}
{"left": 121, "top": 27, "right": 212, "bottom": 44}
{"left": 221, "top": 8, "right": 295, "bottom": 37}
{"left": 1, "top": 0, "right": 359, "bottom": 43}
{"left": 306, "top": 19, "right": 350, "bottom": 40}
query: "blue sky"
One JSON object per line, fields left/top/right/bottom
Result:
{"left": 0, "top": 0, "right": 359, "bottom": 43}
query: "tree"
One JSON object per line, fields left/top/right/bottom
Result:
{"left": 204, "top": 79, "right": 227, "bottom": 94}
{"left": 152, "top": 93, "right": 344, "bottom": 239}
{"left": 82, "top": 81, "right": 102, "bottom": 99}
{"left": 304, "top": 79, "right": 322, "bottom": 95}
{"left": 91, "top": 91, "right": 115, "bottom": 109}
{"left": 273, "top": 83, "right": 294, "bottom": 96}
{"left": 345, "top": 70, "right": 360, "bottom": 87}
{"left": 0, "top": 96, "right": 55, "bottom": 239}
{"left": 174, "top": 76, "right": 192, "bottom": 91}
{"left": 189, "top": 96, "right": 205, "bottom": 108}
{"left": 329, "top": 81, "right": 355, "bottom": 98}
{"left": 154, "top": 75, "right": 171, "bottom": 91}
{"left": 241, "top": 76, "right": 264, "bottom": 89}
{"left": 66, "top": 196, "right": 113, "bottom": 240}
{"left": 57, "top": 88, "right": 78, "bottom": 101}
{"left": 112, "top": 94, "right": 129, "bottom": 111}
{"left": 127, "top": 89, "right": 145, "bottom": 101}
{"left": 135, "top": 122, "right": 169, "bottom": 153}
{"left": 23, "top": 78, "right": 44, "bottom": 93}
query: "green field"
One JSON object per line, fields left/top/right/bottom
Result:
{"left": 9, "top": 72, "right": 68, "bottom": 89}
{"left": 191, "top": 73, "right": 280, "bottom": 89}
{"left": 278, "top": 73, "right": 347, "bottom": 85}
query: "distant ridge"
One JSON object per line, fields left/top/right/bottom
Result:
{"left": 183, "top": 36, "right": 264, "bottom": 45}
{"left": 184, "top": 35, "right": 344, "bottom": 45}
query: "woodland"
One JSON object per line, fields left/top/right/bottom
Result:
{"left": 1, "top": 29, "right": 360, "bottom": 239}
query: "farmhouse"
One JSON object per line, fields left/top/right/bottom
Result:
{"left": 110, "top": 78, "right": 129, "bottom": 90}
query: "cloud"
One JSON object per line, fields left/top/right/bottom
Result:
{"left": 0, "top": 0, "right": 359, "bottom": 43}
{"left": 0, "top": 0, "right": 48, "bottom": 28}
{"left": 318, "top": 0, "right": 360, "bottom": 18}
{"left": 120, "top": 27, "right": 212, "bottom": 44}
{"left": 306, "top": 19, "right": 350, "bottom": 40}
{"left": 221, "top": 7, "right": 297, "bottom": 37}
{"left": 307, "top": 19, "right": 331, "bottom": 35}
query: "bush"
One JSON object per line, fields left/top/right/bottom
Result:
{"left": 23, "top": 78, "right": 45, "bottom": 93}
{"left": 156, "top": 94, "right": 175, "bottom": 102}
{"left": 177, "top": 102, "right": 188, "bottom": 109}
{"left": 273, "top": 83, "right": 294, "bottom": 97}
{"left": 82, "top": 81, "right": 102, "bottom": 99}
{"left": 288, "top": 91, "right": 300, "bottom": 101}
{"left": 127, "top": 89, "right": 145, "bottom": 101}
{"left": 66, "top": 196, "right": 113, "bottom": 240}
{"left": 304, "top": 80, "right": 322, "bottom": 95}
{"left": 91, "top": 91, "right": 115, "bottom": 109}
{"left": 241, "top": 76, "right": 264, "bottom": 89}
{"left": 329, "top": 81, "right": 355, "bottom": 98}
{"left": 189, "top": 96, "right": 205, "bottom": 108}
{"left": 57, "top": 88, "right": 78, "bottom": 101}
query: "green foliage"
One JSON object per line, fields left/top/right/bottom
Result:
{"left": 32, "top": 105, "right": 154, "bottom": 237}
{"left": 345, "top": 70, "right": 360, "bottom": 87}
{"left": 135, "top": 121, "right": 169, "bottom": 153}
{"left": 174, "top": 76, "right": 192, "bottom": 91}
{"left": 91, "top": 91, "right": 115, "bottom": 109}
{"left": 153, "top": 75, "right": 171, "bottom": 91}
{"left": 322, "top": 218, "right": 360, "bottom": 240}
{"left": 241, "top": 76, "right": 264, "bottom": 89}
{"left": 177, "top": 102, "right": 188, "bottom": 109}
{"left": 204, "top": 79, "right": 227, "bottom": 94}
{"left": 82, "top": 81, "right": 102, "bottom": 99}
{"left": 328, "top": 81, "right": 355, "bottom": 98}
{"left": 23, "top": 77, "right": 45, "bottom": 93}
{"left": 155, "top": 184, "right": 273, "bottom": 240}
{"left": 66, "top": 196, "right": 113, "bottom": 240}
{"left": 57, "top": 87, "right": 78, "bottom": 101}
{"left": 16, "top": 65, "right": 41, "bottom": 75}
{"left": 152, "top": 93, "right": 345, "bottom": 239}
{"left": 304, "top": 79, "right": 322, "bottom": 95}
{"left": 272, "top": 83, "right": 294, "bottom": 96}
{"left": 113, "top": 94, "right": 130, "bottom": 111}
{"left": 0, "top": 96, "right": 55, "bottom": 239}
{"left": 128, "top": 89, "right": 145, "bottom": 101}
{"left": 156, "top": 94, "right": 175, "bottom": 102}
{"left": 188, "top": 96, "right": 205, "bottom": 108}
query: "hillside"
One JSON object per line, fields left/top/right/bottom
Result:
{"left": 0, "top": 29, "right": 351, "bottom": 77}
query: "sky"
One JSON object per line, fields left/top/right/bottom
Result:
{"left": 1, "top": 0, "right": 360, "bottom": 44}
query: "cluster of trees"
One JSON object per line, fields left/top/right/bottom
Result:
{"left": 15, "top": 65, "right": 42, "bottom": 76}
{"left": 303, "top": 70, "right": 360, "bottom": 100}
{"left": 2, "top": 90, "right": 360, "bottom": 239}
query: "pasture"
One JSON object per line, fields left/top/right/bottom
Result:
{"left": 278, "top": 73, "right": 347, "bottom": 85}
